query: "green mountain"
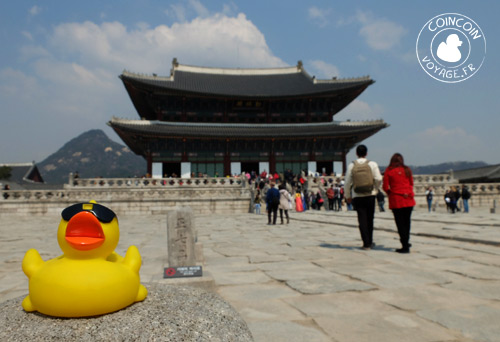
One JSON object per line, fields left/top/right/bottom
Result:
{"left": 38, "top": 130, "right": 146, "bottom": 184}
{"left": 379, "top": 161, "right": 489, "bottom": 174}
{"left": 410, "top": 161, "right": 489, "bottom": 174}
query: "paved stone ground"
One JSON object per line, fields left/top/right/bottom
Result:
{"left": 1, "top": 207, "right": 500, "bottom": 341}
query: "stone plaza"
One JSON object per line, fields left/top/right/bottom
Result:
{"left": 1, "top": 205, "right": 499, "bottom": 341}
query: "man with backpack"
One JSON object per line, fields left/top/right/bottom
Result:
{"left": 344, "top": 145, "right": 383, "bottom": 250}
{"left": 266, "top": 182, "right": 280, "bottom": 225}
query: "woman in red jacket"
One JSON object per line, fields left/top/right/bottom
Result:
{"left": 383, "top": 153, "right": 416, "bottom": 253}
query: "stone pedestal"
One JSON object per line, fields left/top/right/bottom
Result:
{"left": 0, "top": 284, "right": 253, "bottom": 341}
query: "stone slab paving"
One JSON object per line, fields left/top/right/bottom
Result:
{"left": 1, "top": 207, "right": 499, "bottom": 341}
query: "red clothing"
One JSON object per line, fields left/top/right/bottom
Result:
{"left": 383, "top": 167, "right": 416, "bottom": 209}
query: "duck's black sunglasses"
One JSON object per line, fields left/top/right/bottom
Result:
{"left": 61, "top": 203, "right": 116, "bottom": 223}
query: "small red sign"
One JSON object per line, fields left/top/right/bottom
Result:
{"left": 165, "top": 267, "right": 177, "bottom": 277}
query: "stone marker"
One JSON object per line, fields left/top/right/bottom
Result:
{"left": 0, "top": 284, "right": 253, "bottom": 341}
{"left": 167, "top": 207, "right": 197, "bottom": 267}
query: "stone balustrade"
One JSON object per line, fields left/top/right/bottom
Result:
{"left": 66, "top": 176, "right": 246, "bottom": 189}
{"left": 0, "top": 176, "right": 251, "bottom": 216}
{"left": 1, "top": 173, "right": 499, "bottom": 215}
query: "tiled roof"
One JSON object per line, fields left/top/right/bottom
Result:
{"left": 453, "top": 164, "right": 500, "bottom": 182}
{"left": 0, "top": 163, "right": 46, "bottom": 189}
{"left": 108, "top": 117, "right": 388, "bottom": 139}
{"left": 120, "top": 62, "right": 373, "bottom": 98}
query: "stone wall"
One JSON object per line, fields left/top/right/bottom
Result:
{"left": 2, "top": 174, "right": 499, "bottom": 215}
{"left": 0, "top": 176, "right": 252, "bottom": 216}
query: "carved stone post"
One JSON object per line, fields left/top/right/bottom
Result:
{"left": 167, "top": 207, "right": 196, "bottom": 267}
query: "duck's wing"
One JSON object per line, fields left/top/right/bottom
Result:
{"left": 123, "top": 245, "right": 142, "bottom": 273}
{"left": 22, "top": 249, "right": 44, "bottom": 277}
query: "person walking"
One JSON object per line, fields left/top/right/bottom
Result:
{"left": 316, "top": 191, "right": 324, "bottom": 210}
{"left": 444, "top": 190, "right": 451, "bottom": 212}
{"left": 295, "top": 190, "right": 304, "bottom": 212}
{"left": 278, "top": 183, "right": 292, "bottom": 224}
{"left": 254, "top": 190, "right": 262, "bottom": 215}
{"left": 344, "top": 144, "right": 382, "bottom": 250}
{"left": 326, "top": 185, "right": 335, "bottom": 211}
{"left": 449, "top": 186, "right": 458, "bottom": 213}
{"left": 425, "top": 186, "right": 434, "bottom": 212}
{"left": 461, "top": 185, "right": 471, "bottom": 213}
{"left": 383, "top": 153, "right": 416, "bottom": 254}
{"left": 266, "top": 182, "right": 280, "bottom": 225}
{"left": 376, "top": 190, "right": 385, "bottom": 212}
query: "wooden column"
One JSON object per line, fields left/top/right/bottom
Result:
{"left": 266, "top": 100, "right": 271, "bottom": 123}
{"left": 342, "top": 150, "right": 347, "bottom": 175}
{"left": 181, "top": 138, "right": 188, "bottom": 162}
{"left": 269, "top": 138, "right": 276, "bottom": 173}
{"left": 224, "top": 139, "right": 231, "bottom": 176}
{"left": 182, "top": 97, "right": 187, "bottom": 121}
{"left": 306, "top": 98, "right": 312, "bottom": 123}
{"left": 146, "top": 152, "right": 152, "bottom": 177}
{"left": 224, "top": 99, "right": 228, "bottom": 123}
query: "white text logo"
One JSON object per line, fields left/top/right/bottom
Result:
{"left": 416, "top": 13, "right": 486, "bottom": 83}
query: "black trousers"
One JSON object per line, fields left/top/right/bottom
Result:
{"left": 328, "top": 198, "right": 334, "bottom": 210}
{"left": 392, "top": 206, "right": 413, "bottom": 249}
{"left": 352, "top": 196, "right": 376, "bottom": 247}
{"left": 279, "top": 209, "right": 289, "bottom": 222}
{"left": 267, "top": 204, "right": 278, "bottom": 224}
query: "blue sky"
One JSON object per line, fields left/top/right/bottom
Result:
{"left": 1, "top": 1, "right": 498, "bottom": 168}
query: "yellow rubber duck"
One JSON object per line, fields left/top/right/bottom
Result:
{"left": 22, "top": 201, "right": 148, "bottom": 317}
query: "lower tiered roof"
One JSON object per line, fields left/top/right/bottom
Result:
{"left": 108, "top": 117, "right": 388, "bottom": 155}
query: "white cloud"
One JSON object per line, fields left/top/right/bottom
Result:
{"left": 188, "top": 0, "right": 210, "bottom": 18}
{"left": 1, "top": 13, "right": 286, "bottom": 162}
{"left": 334, "top": 100, "right": 384, "bottom": 121}
{"left": 308, "top": 6, "right": 331, "bottom": 27}
{"left": 43, "top": 14, "right": 284, "bottom": 73}
{"left": 21, "top": 31, "right": 34, "bottom": 41}
{"left": 29, "top": 6, "right": 41, "bottom": 16}
{"left": 0, "top": 68, "right": 41, "bottom": 100}
{"left": 411, "top": 126, "right": 481, "bottom": 149}
{"left": 166, "top": 4, "right": 187, "bottom": 22}
{"left": 356, "top": 10, "right": 407, "bottom": 51}
{"left": 222, "top": 3, "right": 238, "bottom": 16}
{"left": 308, "top": 60, "right": 340, "bottom": 78}
{"left": 165, "top": 0, "right": 212, "bottom": 22}
{"left": 404, "top": 126, "right": 484, "bottom": 163}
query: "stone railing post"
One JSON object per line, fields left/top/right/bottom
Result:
{"left": 68, "top": 172, "right": 74, "bottom": 187}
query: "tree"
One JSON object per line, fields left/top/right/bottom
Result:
{"left": 0, "top": 166, "right": 12, "bottom": 180}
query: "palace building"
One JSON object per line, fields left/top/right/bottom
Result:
{"left": 109, "top": 59, "right": 388, "bottom": 178}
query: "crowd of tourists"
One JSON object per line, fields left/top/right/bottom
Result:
{"left": 250, "top": 169, "right": 350, "bottom": 223}
{"left": 253, "top": 144, "right": 474, "bottom": 255}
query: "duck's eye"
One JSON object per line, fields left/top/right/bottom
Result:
{"left": 90, "top": 204, "right": 116, "bottom": 223}
{"left": 61, "top": 203, "right": 84, "bottom": 221}
{"left": 61, "top": 203, "right": 116, "bottom": 223}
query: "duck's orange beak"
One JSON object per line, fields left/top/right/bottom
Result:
{"left": 65, "top": 211, "right": 105, "bottom": 251}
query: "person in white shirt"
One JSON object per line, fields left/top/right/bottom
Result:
{"left": 344, "top": 145, "right": 382, "bottom": 250}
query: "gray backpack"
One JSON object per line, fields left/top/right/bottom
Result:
{"left": 352, "top": 161, "right": 374, "bottom": 194}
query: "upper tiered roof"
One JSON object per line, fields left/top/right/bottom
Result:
{"left": 120, "top": 59, "right": 374, "bottom": 98}
{"left": 109, "top": 117, "right": 387, "bottom": 139}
